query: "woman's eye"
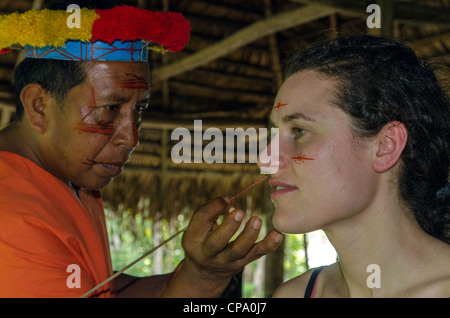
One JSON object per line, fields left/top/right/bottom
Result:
{"left": 292, "top": 127, "right": 306, "bottom": 139}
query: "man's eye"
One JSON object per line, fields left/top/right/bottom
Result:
{"left": 106, "top": 105, "right": 120, "bottom": 111}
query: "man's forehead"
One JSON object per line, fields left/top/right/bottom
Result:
{"left": 84, "top": 61, "right": 150, "bottom": 80}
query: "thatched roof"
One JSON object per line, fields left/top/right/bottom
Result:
{"left": 1, "top": 0, "right": 449, "bottom": 220}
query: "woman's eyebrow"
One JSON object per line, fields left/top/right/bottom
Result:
{"left": 283, "top": 112, "right": 317, "bottom": 123}
{"left": 269, "top": 111, "right": 318, "bottom": 128}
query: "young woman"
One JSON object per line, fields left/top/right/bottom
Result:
{"left": 261, "top": 35, "right": 450, "bottom": 297}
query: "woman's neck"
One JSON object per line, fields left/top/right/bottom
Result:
{"left": 323, "top": 190, "right": 444, "bottom": 297}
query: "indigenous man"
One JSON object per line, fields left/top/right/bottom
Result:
{"left": 0, "top": 2, "right": 283, "bottom": 297}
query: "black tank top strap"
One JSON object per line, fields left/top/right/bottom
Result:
{"left": 304, "top": 266, "right": 325, "bottom": 298}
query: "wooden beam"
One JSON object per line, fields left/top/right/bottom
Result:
{"left": 151, "top": 5, "right": 337, "bottom": 81}
{"left": 154, "top": 68, "right": 274, "bottom": 92}
{"left": 169, "top": 81, "right": 273, "bottom": 104}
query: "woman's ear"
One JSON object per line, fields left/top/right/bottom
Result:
{"left": 372, "top": 121, "right": 408, "bottom": 173}
{"left": 20, "top": 84, "right": 50, "bottom": 134}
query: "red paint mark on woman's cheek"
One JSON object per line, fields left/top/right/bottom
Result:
{"left": 292, "top": 153, "right": 315, "bottom": 164}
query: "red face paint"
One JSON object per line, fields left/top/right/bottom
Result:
{"left": 274, "top": 101, "right": 288, "bottom": 110}
{"left": 76, "top": 86, "right": 115, "bottom": 136}
{"left": 76, "top": 123, "right": 114, "bottom": 135}
{"left": 120, "top": 73, "right": 149, "bottom": 89}
{"left": 292, "top": 153, "right": 315, "bottom": 164}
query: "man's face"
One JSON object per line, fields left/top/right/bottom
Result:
{"left": 39, "top": 61, "right": 150, "bottom": 190}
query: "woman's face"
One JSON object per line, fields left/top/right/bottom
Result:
{"left": 261, "top": 70, "right": 378, "bottom": 234}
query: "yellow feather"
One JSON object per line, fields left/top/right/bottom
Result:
{"left": 0, "top": 8, "right": 99, "bottom": 49}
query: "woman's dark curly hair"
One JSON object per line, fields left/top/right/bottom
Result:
{"left": 284, "top": 35, "right": 450, "bottom": 243}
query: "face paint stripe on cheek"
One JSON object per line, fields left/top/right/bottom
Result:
{"left": 292, "top": 153, "right": 315, "bottom": 164}
{"left": 76, "top": 86, "right": 116, "bottom": 136}
{"left": 75, "top": 123, "right": 114, "bottom": 135}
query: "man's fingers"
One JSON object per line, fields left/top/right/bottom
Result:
{"left": 202, "top": 210, "right": 245, "bottom": 257}
{"left": 184, "top": 197, "right": 231, "bottom": 239}
{"left": 224, "top": 216, "right": 263, "bottom": 260}
{"left": 236, "top": 230, "right": 284, "bottom": 265}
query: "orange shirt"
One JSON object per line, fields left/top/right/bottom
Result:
{"left": 0, "top": 151, "right": 113, "bottom": 297}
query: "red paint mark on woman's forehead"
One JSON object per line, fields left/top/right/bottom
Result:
{"left": 274, "top": 101, "right": 288, "bottom": 110}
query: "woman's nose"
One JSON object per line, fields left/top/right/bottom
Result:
{"left": 257, "top": 131, "right": 287, "bottom": 174}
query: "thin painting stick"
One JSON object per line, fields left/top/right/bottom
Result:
{"left": 230, "top": 175, "right": 267, "bottom": 200}
{"left": 80, "top": 175, "right": 267, "bottom": 298}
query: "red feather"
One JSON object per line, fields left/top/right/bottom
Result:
{"left": 92, "top": 6, "right": 190, "bottom": 52}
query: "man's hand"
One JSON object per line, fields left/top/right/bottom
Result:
{"left": 161, "top": 197, "right": 283, "bottom": 297}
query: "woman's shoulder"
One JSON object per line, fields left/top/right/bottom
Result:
{"left": 272, "top": 264, "right": 335, "bottom": 298}
{"left": 272, "top": 268, "right": 316, "bottom": 298}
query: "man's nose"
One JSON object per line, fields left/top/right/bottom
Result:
{"left": 112, "top": 112, "right": 139, "bottom": 149}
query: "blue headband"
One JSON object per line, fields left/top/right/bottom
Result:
{"left": 25, "top": 40, "right": 149, "bottom": 61}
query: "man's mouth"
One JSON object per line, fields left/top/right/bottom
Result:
{"left": 99, "top": 162, "right": 125, "bottom": 176}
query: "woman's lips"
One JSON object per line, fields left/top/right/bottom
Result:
{"left": 269, "top": 179, "right": 298, "bottom": 200}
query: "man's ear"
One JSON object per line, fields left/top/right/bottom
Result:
{"left": 20, "top": 84, "right": 50, "bottom": 134}
{"left": 373, "top": 121, "right": 408, "bottom": 173}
